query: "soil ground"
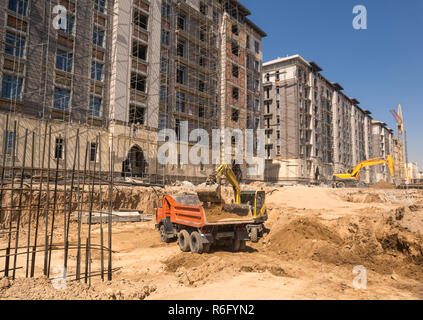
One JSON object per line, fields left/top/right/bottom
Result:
{"left": 1, "top": 185, "right": 423, "bottom": 300}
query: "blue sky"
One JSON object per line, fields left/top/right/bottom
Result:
{"left": 242, "top": 0, "right": 423, "bottom": 170}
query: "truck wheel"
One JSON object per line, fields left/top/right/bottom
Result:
{"left": 189, "top": 231, "right": 203, "bottom": 254}
{"left": 250, "top": 228, "right": 259, "bottom": 243}
{"left": 232, "top": 239, "right": 241, "bottom": 252}
{"left": 203, "top": 243, "right": 211, "bottom": 253}
{"left": 178, "top": 230, "right": 190, "bottom": 252}
{"left": 160, "top": 225, "right": 170, "bottom": 243}
{"left": 336, "top": 182, "right": 345, "bottom": 188}
{"left": 240, "top": 240, "right": 247, "bottom": 251}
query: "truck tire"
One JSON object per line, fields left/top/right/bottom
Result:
{"left": 240, "top": 240, "right": 246, "bottom": 251}
{"left": 250, "top": 228, "right": 259, "bottom": 243}
{"left": 178, "top": 230, "right": 190, "bottom": 252}
{"left": 232, "top": 239, "right": 241, "bottom": 252}
{"left": 336, "top": 182, "right": 345, "bottom": 188}
{"left": 203, "top": 243, "right": 211, "bottom": 253}
{"left": 160, "top": 225, "right": 170, "bottom": 243}
{"left": 189, "top": 231, "right": 204, "bottom": 254}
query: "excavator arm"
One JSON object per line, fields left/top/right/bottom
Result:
{"left": 334, "top": 155, "right": 395, "bottom": 180}
{"left": 206, "top": 163, "right": 241, "bottom": 204}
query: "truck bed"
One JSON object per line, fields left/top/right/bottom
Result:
{"left": 171, "top": 204, "right": 253, "bottom": 228}
{"left": 204, "top": 205, "right": 253, "bottom": 224}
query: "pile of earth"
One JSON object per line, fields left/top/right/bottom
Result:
{"left": 370, "top": 180, "right": 395, "bottom": 190}
{"left": 266, "top": 216, "right": 423, "bottom": 280}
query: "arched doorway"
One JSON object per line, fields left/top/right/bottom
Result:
{"left": 122, "top": 145, "right": 147, "bottom": 177}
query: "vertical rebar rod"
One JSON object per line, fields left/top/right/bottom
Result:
{"left": 88, "top": 137, "right": 99, "bottom": 241}
{"left": 108, "top": 134, "right": 114, "bottom": 281}
{"left": 43, "top": 127, "right": 52, "bottom": 276}
{"left": 84, "top": 237, "right": 89, "bottom": 284}
{"left": 5, "top": 120, "right": 17, "bottom": 277}
{"left": 74, "top": 136, "right": 81, "bottom": 281}
{"left": 98, "top": 134, "right": 104, "bottom": 281}
{"left": 63, "top": 131, "right": 68, "bottom": 260}
{"left": 0, "top": 114, "right": 10, "bottom": 226}
{"left": 76, "top": 140, "right": 89, "bottom": 281}
{"left": 12, "top": 129, "right": 28, "bottom": 279}
{"left": 47, "top": 133, "right": 61, "bottom": 277}
{"left": 30, "top": 121, "right": 48, "bottom": 278}
{"left": 86, "top": 135, "right": 99, "bottom": 283}
{"left": 25, "top": 131, "right": 36, "bottom": 277}
{"left": 64, "top": 129, "right": 79, "bottom": 273}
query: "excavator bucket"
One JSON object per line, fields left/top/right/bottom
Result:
{"left": 196, "top": 184, "right": 223, "bottom": 204}
{"left": 223, "top": 203, "right": 250, "bottom": 216}
{"left": 197, "top": 185, "right": 251, "bottom": 216}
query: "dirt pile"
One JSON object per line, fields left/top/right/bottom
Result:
{"left": 363, "top": 193, "right": 383, "bottom": 203}
{"left": 0, "top": 185, "right": 165, "bottom": 226}
{"left": 267, "top": 215, "right": 423, "bottom": 279}
{"left": 268, "top": 218, "right": 344, "bottom": 263}
{"left": 0, "top": 277, "right": 156, "bottom": 300}
{"left": 163, "top": 252, "right": 289, "bottom": 287}
{"left": 370, "top": 180, "right": 395, "bottom": 189}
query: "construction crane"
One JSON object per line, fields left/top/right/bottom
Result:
{"left": 196, "top": 163, "right": 267, "bottom": 242}
{"left": 333, "top": 156, "right": 395, "bottom": 188}
{"left": 391, "top": 104, "right": 410, "bottom": 184}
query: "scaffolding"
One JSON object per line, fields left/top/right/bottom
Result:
{"left": 158, "top": 0, "right": 222, "bottom": 184}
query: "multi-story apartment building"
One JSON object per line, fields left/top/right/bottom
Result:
{"left": 350, "top": 100, "right": 373, "bottom": 183}
{"left": 332, "top": 83, "right": 354, "bottom": 174}
{"left": 0, "top": 0, "right": 119, "bottom": 172}
{"left": 371, "top": 120, "right": 395, "bottom": 183}
{"left": 158, "top": 0, "right": 266, "bottom": 182}
{"left": 262, "top": 55, "right": 334, "bottom": 183}
{"left": 0, "top": 0, "right": 265, "bottom": 183}
{"left": 262, "top": 54, "right": 373, "bottom": 184}
{"left": 407, "top": 162, "right": 420, "bottom": 183}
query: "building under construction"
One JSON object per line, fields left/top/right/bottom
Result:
{"left": 0, "top": 0, "right": 266, "bottom": 184}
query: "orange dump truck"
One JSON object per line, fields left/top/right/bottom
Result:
{"left": 154, "top": 193, "right": 253, "bottom": 254}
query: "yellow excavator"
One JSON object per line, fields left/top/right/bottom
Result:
{"left": 196, "top": 163, "right": 267, "bottom": 242}
{"left": 333, "top": 155, "right": 395, "bottom": 188}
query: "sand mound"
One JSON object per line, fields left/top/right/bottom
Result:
{"left": 0, "top": 185, "right": 165, "bottom": 226}
{"left": 269, "top": 218, "right": 344, "bottom": 261}
{"left": 370, "top": 180, "right": 395, "bottom": 189}
{"left": 266, "top": 186, "right": 348, "bottom": 210}
{"left": 0, "top": 277, "right": 156, "bottom": 300}
{"left": 267, "top": 216, "right": 423, "bottom": 279}
{"left": 363, "top": 193, "right": 383, "bottom": 203}
{"left": 163, "top": 252, "right": 289, "bottom": 287}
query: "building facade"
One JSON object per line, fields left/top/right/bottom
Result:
{"left": 0, "top": 0, "right": 121, "bottom": 173}
{"left": 157, "top": 0, "right": 266, "bottom": 182}
{"left": 0, "top": 0, "right": 266, "bottom": 183}
{"left": 262, "top": 54, "right": 373, "bottom": 184}
{"left": 371, "top": 120, "right": 395, "bottom": 183}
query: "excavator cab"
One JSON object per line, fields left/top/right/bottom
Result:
{"left": 240, "top": 190, "right": 267, "bottom": 223}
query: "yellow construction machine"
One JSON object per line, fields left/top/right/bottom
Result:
{"left": 196, "top": 163, "right": 267, "bottom": 242}
{"left": 333, "top": 155, "right": 395, "bottom": 188}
